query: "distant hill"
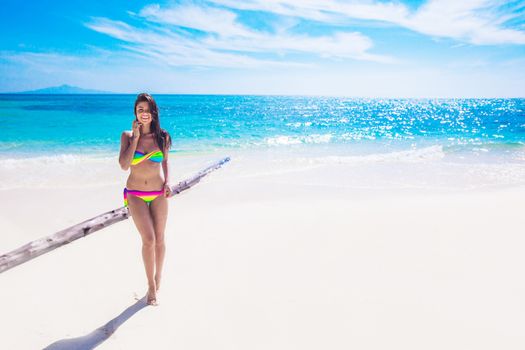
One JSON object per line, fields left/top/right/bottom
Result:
{"left": 16, "top": 84, "right": 114, "bottom": 94}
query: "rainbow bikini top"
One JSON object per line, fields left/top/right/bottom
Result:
{"left": 131, "top": 149, "right": 164, "bottom": 165}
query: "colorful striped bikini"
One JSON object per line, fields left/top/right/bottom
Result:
{"left": 123, "top": 188, "right": 164, "bottom": 207}
{"left": 131, "top": 150, "right": 164, "bottom": 165}
{"left": 124, "top": 149, "right": 165, "bottom": 207}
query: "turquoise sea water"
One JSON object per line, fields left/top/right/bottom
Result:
{"left": 1, "top": 94, "right": 524, "bottom": 156}
{"left": 1, "top": 94, "right": 524, "bottom": 190}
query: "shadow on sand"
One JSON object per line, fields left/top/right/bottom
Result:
{"left": 43, "top": 296, "right": 149, "bottom": 350}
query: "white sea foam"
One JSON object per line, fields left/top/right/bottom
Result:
{"left": 0, "top": 152, "right": 225, "bottom": 190}
{"left": 265, "top": 134, "right": 333, "bottom": 145}
{"left": 285, "top": 122, "right": 313, "bottom": 128}
{"left": 2, "top": 154, "right": 112, "bottom": 168}
{"left": 219, "top": 145, "right": 525, "bottom": 192}
{"left": 0, "top": 153, "right": 122, "bottom": 190}
{"left": 293, "top": 145, "right": 446, "bottom": 165}
{"left": 1, "top": 145, "right": 523, "bottom": 191}
{"left": 213, "top": 145, "right": 445, "bottom": 180}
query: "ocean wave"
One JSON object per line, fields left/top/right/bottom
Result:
{"left": 293, "top": 145, "right": 446, "bottom": 165}
{"left": 442, "top": 141, "right": 525, "bottom": 161}
{"left": 0, "top": 153, "right": 121, "bottom": 190}
{"left": 265, "top": 134, "right": 333, "bottom": 145}
{"left": 285, "top": 122, "right": 313, "bottom": 128}
{"left": 1, "top": 153, "right": 116, "bottom": 169}
{"left": 0, "top": 141, "right": 27, "bottom": 151}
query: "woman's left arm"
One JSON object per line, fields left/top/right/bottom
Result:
{"left": 162, "top": 136, "right": 172, "bottom": 197}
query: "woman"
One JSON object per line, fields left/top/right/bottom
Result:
{"left": 119, "top": 93, "right": 172, "bottom": 306}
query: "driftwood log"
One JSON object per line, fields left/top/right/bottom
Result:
{"left": 0, "top": 157, "right": 230, "bottom": 274}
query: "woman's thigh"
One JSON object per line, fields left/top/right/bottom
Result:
{"left": 127, "top": 194, "right": 155, "bottom": 243}
{"left": 149, "top": 195, "right": 169, "bottom": 240}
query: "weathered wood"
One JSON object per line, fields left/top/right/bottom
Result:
{"left": 0, "top": 157, "right": 230, "bottom": 274}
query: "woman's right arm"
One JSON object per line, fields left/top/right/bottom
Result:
{"left": 119, "top": 131, "right": 139, "bottom": 171}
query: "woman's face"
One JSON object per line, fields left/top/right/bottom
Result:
{"left": 135, "top": 101, "right": 153, "bottom": 125}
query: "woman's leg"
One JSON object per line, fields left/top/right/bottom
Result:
{"left": 127, "top": 194, "right": 158, "bottom": 304}
{"left": 150, "top": 195, "right": 169, "bottom": 292}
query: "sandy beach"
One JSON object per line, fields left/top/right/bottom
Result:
{"left": 1, "top": 150, "right": 524, "bottom": 349}
{"left": 3, "top": 0, "right": 525, "bottom": 346}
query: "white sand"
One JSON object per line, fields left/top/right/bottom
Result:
{"left": 1, "top": 152, "right": 525, "bottom": 349}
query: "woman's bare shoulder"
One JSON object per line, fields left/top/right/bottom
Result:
{"left": 121, "top": 130, "right": 132, "bottom": 139}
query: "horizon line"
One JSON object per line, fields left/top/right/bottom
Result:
{"left": 1, "top": 92, "right": 524, "bottom": 99}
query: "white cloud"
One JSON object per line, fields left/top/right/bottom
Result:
{"left": 202, "top": 31, "right": 392, "bottom": 62}
{"left": 83, "top": 2, "right": 392, "bottom": 68}
{"left": 211, "top": 0, "right": 409, "bottom": 24}
{"left": 210, "top": 0, "right": 525, "bottom": 45}
{"left": 2, "top": 48, "right": 524, "bottom": 96}
{"left": 139, "top": 3, "right": 255, "bottom": 37}
{"left": 7, "top": 1, "right": 523, "bottom": 95}
{"left": 86, "top": 17, "right": 311, "bottom": 68}
{"left": 402, "top": 0, "right": 525, "bottom": 45}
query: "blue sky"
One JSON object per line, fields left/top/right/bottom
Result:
{"left": 1, "top": 0, "right": 525, "bottom": 97}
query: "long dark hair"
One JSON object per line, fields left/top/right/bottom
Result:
{"left": 134, "top": 93, "right": 171, "bottom": 152}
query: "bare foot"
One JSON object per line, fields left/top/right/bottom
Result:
{"left": 155, "top": 274, "right": 162, "bottom": 292}
{"left": 147, "top": 285, "right": 158, "bottom": 306}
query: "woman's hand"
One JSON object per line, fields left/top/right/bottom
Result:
{"left": 132, "top": 120, "right": 142, "bottom": 140}
{"left": 164, "top": 182, "right": 172, "bottom": 198}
